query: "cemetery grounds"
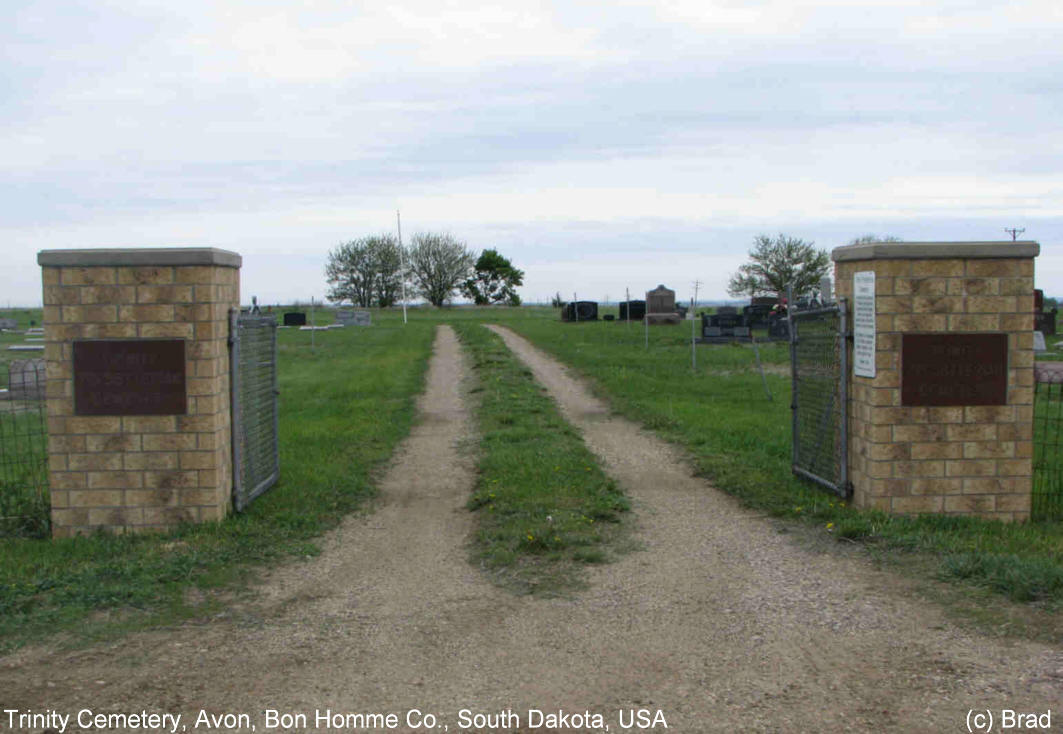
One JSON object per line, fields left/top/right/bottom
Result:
{"left": 1, "top": 306, "right": 1062, "bottom": 731}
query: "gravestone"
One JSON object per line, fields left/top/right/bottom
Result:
{"left": 561, "top": 301, "right": 598, "bottom": 321}
{"left": 1034, "top": 289, "right": 1056, "bottom": 336}
{"left": 336, "top": 310, "right": 371, "bottom": 326}
{"left": 819, "top": 276, "right": 833, "bottom": 304}
{"left": 0, "top": 318, "right": 17, "bottom": 331}
{"left": 618, "top": 300, "right": 646, "bottom": 321}
{"left": 1034, "top": 331, "right": 1047, "bottom": 353}
{"left": 283, "top": 312, "right": 307, "bottom": 326}
{"left": 768, "top": 313, "right": 790, "bottom": 340}
{"left": 645, "top": 285, "right": 680, "bottom": 325}
{"left": 9, "top": 358, "right": 45, "bottom": 398}
{"left": 1038, "top": 310, "right": 1057, "bottom": 336}
{"left": 646, "top": 285, "right": 676, "bottom": 313}
{"left": 701, "top": 307, "right": 752, "bottom": 341}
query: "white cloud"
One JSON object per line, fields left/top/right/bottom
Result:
{"left": 176, "top": 0, "right": 608, "bottom": 83}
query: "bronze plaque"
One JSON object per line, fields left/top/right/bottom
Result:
{"left": 73, "top": 340, "right": 186, "bottom": 415}
{"left": 901, "top": 333, "right": 1008, "bottom": 406}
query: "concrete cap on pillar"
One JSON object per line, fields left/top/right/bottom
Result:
{"left": 832, "top": 241, "right": 1040, "bottom": 261}
{"left": 38, "top": 248, "right": 242, "bottom": 268}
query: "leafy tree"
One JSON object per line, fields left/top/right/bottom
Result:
{"left": 370, "top": 238, "right": 404, "bottom": 308}
{"left": 406, "top": 232, "right": 476, "bottom": 307}
{"left": 461, "top": 249, "right": 524, "bottom": 305}
{"left": 324, "top": 235, "right": 405, "bottom": 308}
{"left": 848, "top": 234, "right": 902, "bottom": 245}
{"left": 726, "top": 233, "right": 830, "bottom": 300}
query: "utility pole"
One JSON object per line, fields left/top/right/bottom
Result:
{"left": 1005, "top": 227, "right": 1025, "bottom": 241}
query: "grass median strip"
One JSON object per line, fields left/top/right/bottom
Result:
{"left": 0, "top": 314, "right": 435, "bottom": 650}
{"left": 453, "top": 322, "right": 630, "bottom": 595}
{"left": 503, "top": 318, "right": 1063, "bottom": 621}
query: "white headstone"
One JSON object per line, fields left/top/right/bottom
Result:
{"left": 853, "top": 271, "right": 876, "bottom": 378}
{"left": 819, "top": 276, "right": 833, "bottom": 304}
{"left": 9, "top": 358, "right": 45, "bottom": 397}
{"left": 336, "top": 310, "right": 371, "bottom": 326}
{"left": 1034, "top": 331, "right": 1047, "bottom": 352}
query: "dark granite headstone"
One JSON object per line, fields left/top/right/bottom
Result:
{"left": 561, "top": 301, "right": 598, "bottom": 321}
{"left": 618, "top": 300, "right": 646, "bottom": 321}
{"left": 283, "top": 312, "right": 307, "bottom": 326}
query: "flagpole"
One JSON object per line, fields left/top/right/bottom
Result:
{"left": 397, "top": 210, "right": 408, "bottom": 325}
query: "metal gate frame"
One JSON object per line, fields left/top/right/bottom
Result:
{"left": 789, "top": 293, "right": 851, "bottom": 498}
{"left": 230, "top": 310, "right": 280, "bottom": 512}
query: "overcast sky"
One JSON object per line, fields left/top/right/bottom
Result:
{"left": 3, "top": 0, "right": 1061, "bottom": 306}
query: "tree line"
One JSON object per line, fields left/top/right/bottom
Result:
{"left": 325, "top": 233, "right": 524, "bottom": 308}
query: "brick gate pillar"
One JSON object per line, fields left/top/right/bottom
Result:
{"left": 38, "top": 248, "right": 241, "bottom": 537}
{"left": 833, "top": 241, "right": 1038, "bottom": 521}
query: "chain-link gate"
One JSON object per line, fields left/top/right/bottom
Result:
{"left": 789, "top": 295, "right": 851, "bottom": 498}
{"left": 0, "top": 361, "right": 49, "bottom": 537}
{"left": 230, "top": 311, "right": 279, "bottom": 512}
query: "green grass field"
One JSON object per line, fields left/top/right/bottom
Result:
{"left": 454, "top": 322, "right": 630, "bottom": 594}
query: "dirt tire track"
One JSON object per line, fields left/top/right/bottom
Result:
{"left": 483, "top": 324, "right": 1063, "bottom": 731}
{"left": 1, "top": 323, "right": 1060, "bottom": 734}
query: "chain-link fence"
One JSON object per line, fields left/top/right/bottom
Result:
{"left": 0, "top": 359, "right": 49, "bottom": 537}
{"left": 230, "top": 312, "right": 280, "bottom": 512}
{"left": 1033, "top": 366, "right": 1063, "bottom": 521}
{"left": 789, "top": 300, "right": 850, "bottom": 498}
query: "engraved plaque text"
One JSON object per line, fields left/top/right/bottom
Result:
{"left": 73, "top": 340, "right": 186, "bottom": 415}
{"left": 901, "top": 333, "right": 1007, "bottom": 406}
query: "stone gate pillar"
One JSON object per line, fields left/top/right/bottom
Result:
{"left": 833, "top": 241, "right": 1038, "bottom": 521}
{"left": 38, "top": 248, "right": 241, "bottom": 537}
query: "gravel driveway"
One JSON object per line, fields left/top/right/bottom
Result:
{"left": 1, "top": 323, "right": 1060, "bottom": 733}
